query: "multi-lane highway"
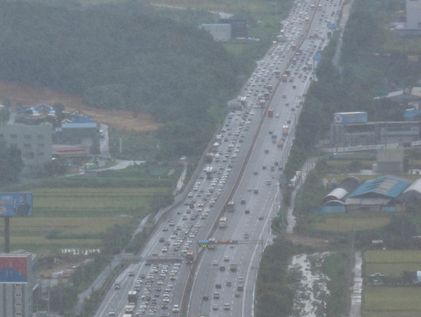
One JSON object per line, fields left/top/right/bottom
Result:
{"left": 94, "top": 0, "right": 344, "bottom": 316}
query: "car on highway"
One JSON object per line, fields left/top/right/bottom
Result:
{"left": 172, "top": 304, "right": 180, "bottom": 313}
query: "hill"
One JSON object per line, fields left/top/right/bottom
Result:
{"left": 0, "top": 1, "right": 242, "bottom": 157}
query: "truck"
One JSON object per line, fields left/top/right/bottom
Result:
{"left": 282, "top": 124, "right": 289, "bottom": 136}
{"left": 229, "top": 263, "right": 238, "bottom": 272}
{"left": 185, "top": 250, "right": 194, "bottom": 263}
{"left": 219, "top": 217, "right": 227, "bottom": 228}
{"left": 128, "top": 291, "right": 138, "bottom": 304}
{"left": 277, "top": 139, "right": 284, "bottom": 148}
{"left": 267, "top": 108, "right": 274, "bottom": 118}
{"left": 225, "top": 200, "right": 235, "bottom": 212}
{"left": 239, "top": 96, "right": 247, "bottom": 106}
{"left": 205, "top": 166, "right": 214, "bottom": 180}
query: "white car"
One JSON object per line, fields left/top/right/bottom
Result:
{"left": 172, "top": 304, "right": 180, "bottom": 313}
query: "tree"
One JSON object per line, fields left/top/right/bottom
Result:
{"left": 0, "top": 141, "right": 23, "bottom": 185}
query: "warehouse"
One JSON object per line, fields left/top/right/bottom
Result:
{"left": 320, "top": 177, "right": 360, "bottom": 213}
{"left": 320, "top": 176, "right": 411, "bottom": 213}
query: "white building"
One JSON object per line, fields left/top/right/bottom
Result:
{"left": 0, "top": 123, "right": 52, "bottom": 174}
{"left": 406, "top": 0, "right": 421, "bottom": 29}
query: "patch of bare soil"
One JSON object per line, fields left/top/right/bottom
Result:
{"left": 286, "top": 233, "right": 330, "bottom": 248}
{"left": 0, "top": 81, "right": 159, "bottom": 133}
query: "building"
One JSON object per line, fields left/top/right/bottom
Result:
{"left": 0, "top": 252, "right": 33, "bottom": 317}
{"left": 399, "top": 178, "right": 421, "bottom": 204}
{"left": 406, "top": 0, "right": 421, "bottom": 30}
{"left": 53, "top": 114, "right": 99, "bottom": 155}
{"left": 200, "top": 24, "right": 232, "bottom": 41}
{"left": 320, "top": 177, "right": 360, "bottom": 213}
{"left": 0, "top": 123, "right": 52, "bottom": 174}
{"left": 393, "top": 0, "right": 421, "bottom": 36}
{"left": 375, "top": 149, "right": 405, "bottom": 173}
{"left": 321, "top": 176, "right": 411, "bottom": 213}
{"left": 345, "top": 176, "right": 410, "bottom": 212}
{"left": 329, "top": 115, "right": 421, "bottom": 148}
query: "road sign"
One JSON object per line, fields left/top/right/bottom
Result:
{"left": 198, "top": 240, "right": 209, "bottom": 248}
{"left": 0, "top": 193, "right": 32, "bottom": 217}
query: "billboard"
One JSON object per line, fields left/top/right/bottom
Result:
{"left": 0, "top": 193, "right": 32, "bottom": 217}
{"left": 0, "top": 255, "right": 28, "bottom": 283}
{"left": 334, "top": 112, "right": 368, "bottom": 125}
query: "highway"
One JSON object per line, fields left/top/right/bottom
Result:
{"left": 94, "top": 0, "right": 344, "bottom": 316}
{"left": 188, "top": 0, "right": 343, "bottom": 316}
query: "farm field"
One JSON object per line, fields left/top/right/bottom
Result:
{"left": 365, "top": 250, "right": 421, "bottom": 277}
{"left": 0, "top": 187, "right": 169, "bottom": 253}
{"left": 310, "top": 214, "right": 390, "bottom": 233}
{"left": 363, "top": 287, "right": 421, "bottom": 317}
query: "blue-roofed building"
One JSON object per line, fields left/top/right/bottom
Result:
{"left": 345, "top": 176, "right": 410, "bottom": 213}
{"left": 54, "top": 114, "right": 99, "bottom": 154}
{"left": 348, "top": 176, "right": 410, "bottom": 199}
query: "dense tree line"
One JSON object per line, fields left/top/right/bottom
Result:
{"left": 0, "top": 1, "right": 243, "bottom": 157}
{"left": 255, "top": 237, "right": 295, "bottom": 317}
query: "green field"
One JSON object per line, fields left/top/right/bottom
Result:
{"left": 365, "top": 250, "right": 421, "bottom": 277}
{"left": 363, "top": 287, "right": 421, "bottom": 317}
{"left": 0, "top": 187, "right": 169, "bottom": 252}
{"left": 311, "top": 214, "right": 390, "bottom": 233}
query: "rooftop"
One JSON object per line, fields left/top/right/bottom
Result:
{"left": 349, "top": 176, "right": 410, "bottom": 199}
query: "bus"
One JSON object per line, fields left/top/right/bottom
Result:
{"left": 128, "top": 291, "right": 137, "bottom": 304}
{"left": 219, "top": 217, "right": 227, "bottom": 228}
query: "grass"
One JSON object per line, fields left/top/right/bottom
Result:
{"left": 310, "top": 214, "right": 391, "bottom": 233}
{"left": 0, "top": 186, "right": 169, "bottom": 253}
{"left": 364, "top": 250, "right": 421, "bottom": 277}
{"left": 363, "top": 287, "right": 421, "bottom": 317}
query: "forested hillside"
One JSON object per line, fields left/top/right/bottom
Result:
{"left": 0, "top": 1, "right": 243, "bottom": 156}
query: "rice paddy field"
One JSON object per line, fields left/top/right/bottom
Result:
{"left": 363, "top": 287, "right": 421, "bottom": 317}
{"left": 365, "top": 250, "right": 421, "bottom": 277}
{"left": 0, "top": 186, "right": 169, "bottom": 253}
